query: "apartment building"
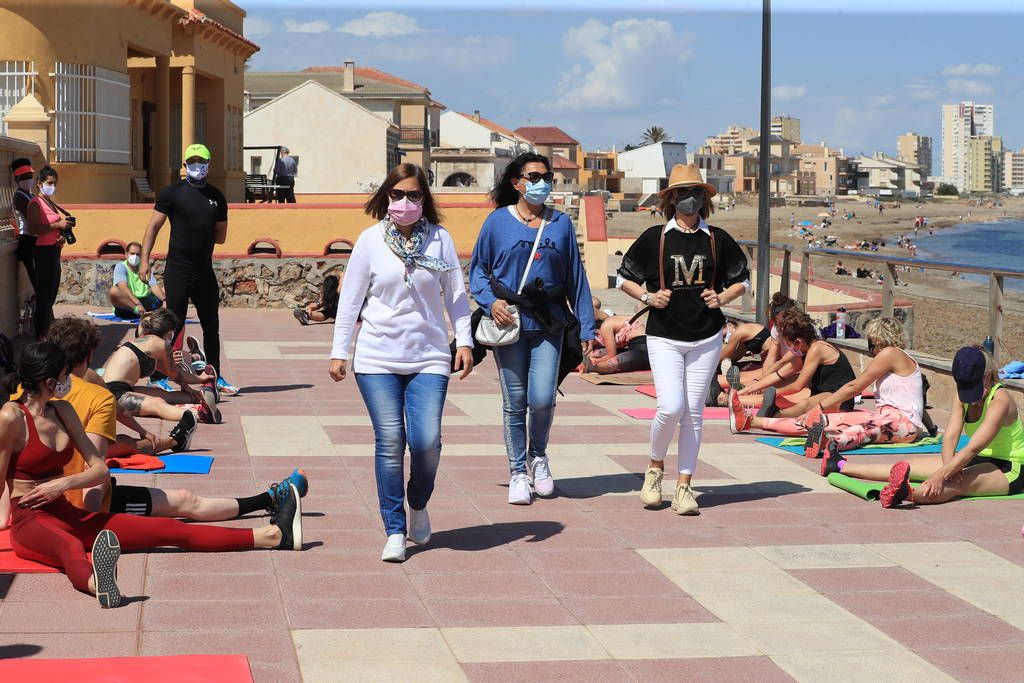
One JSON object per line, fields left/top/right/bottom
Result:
{"left": 966, "top": 135, "right": 1003, "bottom": 194}
{"left": 897, "top": 132, "right": 933, "bottom": 180}
{"left": 1003, "top": 148, "right": 1024, "bottom": 193}
{"left": 770, "top": 115, "right": 801, "bottom": 143}
{"left": 941, "top": 101, "right": 994, "bottom": 192}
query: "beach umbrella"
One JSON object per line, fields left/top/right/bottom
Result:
{"left": 816, "top": 212, "right": 831, "bottom": 218}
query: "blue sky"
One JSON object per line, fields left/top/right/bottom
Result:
{"left": 242, "top": 3, "right": 1024, "bottom": 163}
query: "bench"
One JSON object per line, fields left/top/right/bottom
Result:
{"left": 246, "top": 174, "right": 275, "bottom": 203}
{"left": 132, "top": 175, "right": 155, "bottom": 203}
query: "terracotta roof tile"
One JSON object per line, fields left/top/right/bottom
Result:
{"left": 301, "top": 65, "right": 429, "bottom": 94}
{"left": 514, "top": 126, "right": 579, "bottom": 145}
{"left": 550, "top": 153, "right": 579, "bottom": 170}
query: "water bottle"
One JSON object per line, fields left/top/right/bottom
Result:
{"left": 983, "top": 336, "right": 995, "bottom": 354}
{"left": 835, "top": 308, "right": 847, "bottom": 339}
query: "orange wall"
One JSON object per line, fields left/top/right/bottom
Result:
{"left": 295, "top": 192, "right": 492, "bottom": 205}
{"left": 61, "top": 203, "right": 494, "bottom": 258}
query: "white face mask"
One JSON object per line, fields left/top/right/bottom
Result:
{"left": 185, "top": 162, "right": 209, "bottom": 181}
{"left": 127, "top": 254, "right": 141, "bottom": 267}
{"left": 783, "top": 340, "right": 805, "bottom": 358}
{"left": 53, "top": 376, "right": 71, "bottom": 398}
{"left": 40, "top": 183, "right": 56, "bottom": 197}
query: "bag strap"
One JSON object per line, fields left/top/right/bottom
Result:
{"left": 658, "top": 228, "right": 666, "bottom": 290}
{"left": 516, "top": 209, "right": 547, "bottom": 295}
{"left": 708, "top": 226, "right": 718, "bottom": 291}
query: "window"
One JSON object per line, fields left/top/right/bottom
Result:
{"left": 250, "top": 156, "right": 262, "bottom": 175}
{"left": 53, "top": 63, "right": 130, "bottom": 164}
{"left": 225, "top": 105, "right": 243, "bottom": 171}
{"left": 490, "top": 132, "right": 501, "bottom": 143}
{"left": 0, "top": 60, "right": 36, "bottom": 137}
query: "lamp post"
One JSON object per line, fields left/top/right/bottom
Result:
{"left": 756, "top": 0, "right": 772, "bottom": 324}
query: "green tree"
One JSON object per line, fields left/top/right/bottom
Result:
{"left": 640, "top": 126, "right": 669, "bottom": 145}
{"left": 936, "top": 183, "right": 959, "bottom": 196}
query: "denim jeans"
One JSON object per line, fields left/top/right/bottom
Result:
{"left": 355, "top": 372, "right": 449, "bottom": 536}
{"left": 492, "top": 331, "right": 563, "bottom": 475}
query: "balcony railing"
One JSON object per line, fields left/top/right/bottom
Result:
{"left": 399, "top": 126, "right": 428, "bottom": 147}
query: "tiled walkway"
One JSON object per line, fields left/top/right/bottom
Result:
{"left": 4, "top": 307, "right": 1024, "bottom": 681}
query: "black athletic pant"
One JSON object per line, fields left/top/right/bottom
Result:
{"left": 275, "top": 176, "right": 295, "bottom": 203}
{"left": 16, "top": 234, "right": 37, "bottom": 290}
{"left": 33, "top": 244, "right": 61, "bottom": 338}
{"left": 164, "top": 264, "right": 221, "bottom": 374}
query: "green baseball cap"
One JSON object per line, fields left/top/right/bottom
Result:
{"left": 183, "top": 143, "right": 211, "bottom": 161}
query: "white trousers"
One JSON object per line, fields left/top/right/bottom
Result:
{"left": 647, "top": 332, "right": 721, "bottom": 474}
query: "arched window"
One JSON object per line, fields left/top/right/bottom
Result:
{"left": 443, "top": 172, "right": 475, "bottom": 187}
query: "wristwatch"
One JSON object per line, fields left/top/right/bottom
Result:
{"left": 641, "top": 293, "right": 650, "bottom": 304}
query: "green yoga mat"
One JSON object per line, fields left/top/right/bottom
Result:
{"left": 827, "top": 472, "right": 1024, "bottom": 501}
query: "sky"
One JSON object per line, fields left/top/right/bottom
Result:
{"left": 241, "top": 2, "right": 1024, "bottom": 164}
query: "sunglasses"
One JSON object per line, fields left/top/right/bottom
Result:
{"left": 673, "top": 187, "right": 703, "bottom": 199}
{"left": 520, "top": 172, "right": 554, "bottom": 183}
{"left": 388, "top": 189, "right": 424, "bottom": 202}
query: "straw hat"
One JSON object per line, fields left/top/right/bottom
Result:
{"left": 659, "top": 163, "right": 717, "bottom": 198}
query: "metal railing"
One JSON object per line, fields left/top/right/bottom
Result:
{"left": 735, "top": 240, "right": 1024, "bottom": 363}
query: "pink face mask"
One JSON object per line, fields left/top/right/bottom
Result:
{"left": 388, "top": 197, "right": 424, "bottom": 226}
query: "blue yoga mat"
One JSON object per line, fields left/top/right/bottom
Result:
{"left": 108, "top": 454, "right": 213, "bottom": 475}
{"left": 755, "top": 435, "right": 970, "bottom": 456}
{"left": 87, "top": 312, "right": 199, "bottom": 324}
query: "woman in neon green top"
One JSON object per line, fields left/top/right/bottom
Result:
{"left": 821, "top": 345, "right": 1024, "bottom": 508}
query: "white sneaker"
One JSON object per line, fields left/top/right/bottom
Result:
{"left": 508, "top": 473, "right": 533, "bottom": 505}
{"left": 381, "top": 533, "right": 406, "bottom": 562}
{"left": 408, "top": 507, "right": 431, "bottom": 545}
{"left": 529, "top": 456, "right": 555, "bottom": 497}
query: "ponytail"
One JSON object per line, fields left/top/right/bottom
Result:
{"left": 1, "top": 371, "right": 20, "bottom": 396}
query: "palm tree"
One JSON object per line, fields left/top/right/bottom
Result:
{"left": 640, "top": 126, "right": 669, "bottom": 145}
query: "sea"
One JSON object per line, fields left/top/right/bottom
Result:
{"left": 912, "top": 220, "right": 1024, "bottom": 291}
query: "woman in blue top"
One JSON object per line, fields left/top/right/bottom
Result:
{"left": 470, "top": 153, "right": 596, "bottom": 505}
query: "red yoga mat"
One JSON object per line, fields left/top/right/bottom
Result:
{"left": 0, "top": 655, "right": 253, "bottom": 682}
{"left": 620, "top": 407, "right": 730, "bottom": 420}
{"left": 0, "top": 528, "right": 58, "bottom": 573}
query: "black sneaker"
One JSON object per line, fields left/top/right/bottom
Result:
{"left": 293, "top": 308, "right": 309, "bottom": 326}
{"left": 756, "top": 387, "right": 778, "bottom": 417}
{"left": 706, "top": 379, "right": 724, "bottom": 407}
{"left": 91, "top": 529, "right": 122, "bottom": 609}
{"left": 820, "top": 440, "right": 843, "bottom": 477}
{"left": 170, "top": 410, "right": 198, "bottom": 452}
{"left": 271, "top": 482, "right": 303, "bottom": 551}
{"left": 725, "top": 363, "right": 743, "bottom": 391}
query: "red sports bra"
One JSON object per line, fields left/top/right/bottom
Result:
{"left": 8, "top": 402, "right": 74, "bottom": 481}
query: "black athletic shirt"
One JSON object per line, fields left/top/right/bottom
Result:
{"left": 154, "top": 179, "right": 227, "bottom": 270}
{"left": 618, "top": 222, "right": 749, "bottom": 342}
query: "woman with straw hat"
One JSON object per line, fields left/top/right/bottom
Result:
{"left": 616, "top": 164, "right": 750, "bottom": 514}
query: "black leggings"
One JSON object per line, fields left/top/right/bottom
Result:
{"left": 16, "top": 234, "right": 37, "bottom": 290}
{"left": 164, "top": 265, "right": 221, "bottom": 373}
{"left": 33, "top": 244, "right": 61, "bottom": 339}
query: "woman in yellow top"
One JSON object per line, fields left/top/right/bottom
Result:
{"left": 823, "top": 346, "right": 1024, "bottom": 508}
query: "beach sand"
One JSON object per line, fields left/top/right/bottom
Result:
{"left": 605, "top": 196, "right": 1024, "bottom": 362}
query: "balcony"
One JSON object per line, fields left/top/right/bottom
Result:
{"left": 399, "top": 126, "right": 428, "bottom": 148}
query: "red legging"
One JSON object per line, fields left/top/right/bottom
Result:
{"left": 10, "top": 497, "right": 255, "bottom": 593}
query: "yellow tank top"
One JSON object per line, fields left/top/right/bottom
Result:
{"left": 963, "top": 383, "right": 1024, "bottom": 463}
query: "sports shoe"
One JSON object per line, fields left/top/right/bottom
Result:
{"left": 728, "top": 390, "right": 752, "bottom": 434}
{"left": 803, "top": 409, "right": 829, "bottom": 459}
{"left": 508, "top": 473, "right": 532, "bottom": 505}
{"left": 671, "top": 483, "right": 700, "bottom": 515}
{"left": 217, "top": 376, "right": 240, "bottom": 396}
{"left": 202, "top": 364, "right": 221, "bottom": 403}
{"left": 724, "top": 361, "right": 743, "bottom": 391}
{"left": 268, "top": 468, "right": 309, "bottom": 499}
{"left": 408, "top": 507, "right": 431, "bottom": 545}
{"left": 641, "top": 466, "right": 664, "bottom": 507}
{"left": 880, "top": 461, "right": 912, "bottom": 509}
{"left": 148, "top": 377, "right": 175, "bottom": 392}
{"left": 185, "top": 335, "right": 206, "bottom": 364}
{"left": 756, "top": 386, "right": 778, "bottom": 417}
{"left": 529, "top": 456, "right": 555, "bottom": 497}
{"left": 820, "top": 440, "right": 844, "bottom": 477}
{"left": 169, "top": 411, "right": 198, "bottom": 452}
{"left": 292, "top": 308, "right": 310, "bottom": 326}
{"left": 270, "top": 482, "right": 303, "bottom": 550}
{"left": 196, "top": 383, "right": 221, "bottom": 424}
{"left": 91, "top": 529, "right": 122, "bottom": 609}
{"left": 381, "top": 533, "right": 406, "bottom": 562}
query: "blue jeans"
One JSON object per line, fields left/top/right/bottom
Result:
{"left": 355, "top": 372, "right": 449, "bottom": 536}
{"left": 492, "top": 331, "right": 563, "bottom": 475}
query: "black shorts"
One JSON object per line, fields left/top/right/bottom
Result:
{"left": 109, "top": 478, "right": 153, "bottom": 516}
{"left": 106, "top": 381, "right": 134, "bottom": 401}
{"left": 969, "top": 456, "right": 1024, "bottom": 495}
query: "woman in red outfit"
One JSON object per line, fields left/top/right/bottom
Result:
{"left": 0, "top": 343, "right": 303, "bottom": 608}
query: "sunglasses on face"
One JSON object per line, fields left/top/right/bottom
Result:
{"left": 388, "top": 189, "right": 424, "bottom": 202}
{"left": 520, "top": 172, "right": 554, "bottom": 183}
{"left": 673, "top": 188, "right": 703, "bottom": 200}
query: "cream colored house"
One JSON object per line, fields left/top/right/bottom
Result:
{"left": 430, "top": 110, "right": 532, "bottom": 190}
{"left": 243, "top": 80, "right": 398, "bottom": 193}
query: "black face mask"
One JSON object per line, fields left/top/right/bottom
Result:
{"left": 674, "top": 194, "right": 703, "bottom": 217}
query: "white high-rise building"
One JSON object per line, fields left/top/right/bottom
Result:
{"left": 941, "top": 101, "right": 995, "bottom": 191}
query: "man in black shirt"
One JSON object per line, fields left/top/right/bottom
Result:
{"left": 139, "top": 143, "right": 237, "bottom": 394}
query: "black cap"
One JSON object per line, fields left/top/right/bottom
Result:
{"left": 952, "top": 346, "right": 986, "bottom": 404}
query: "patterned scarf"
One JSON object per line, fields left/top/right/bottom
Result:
{"left": 381, "top": 219, "right": 456, "bottom": 287}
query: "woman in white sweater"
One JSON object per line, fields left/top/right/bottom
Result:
{"left": 330, "top": 163, "right": 474, "bottom": 563}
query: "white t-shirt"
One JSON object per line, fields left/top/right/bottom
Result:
{"left": 331, "top": 221, "right": 473, "bottom": 375}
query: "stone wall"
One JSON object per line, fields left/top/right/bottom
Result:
{"left": 57, "top": 257, "right": 474, "bottom": 309}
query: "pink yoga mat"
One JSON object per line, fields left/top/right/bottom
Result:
{"left": 620, "top": 407, "right": 730, "bottom": 420}
{"left": 0, "top": 528, "right": 59, "bottom": 573}
{"left": 635, "top": 385, "right": 657, "bottom": 398}
{"left": 0, "top": 655, "right": 253, "bottom": 682}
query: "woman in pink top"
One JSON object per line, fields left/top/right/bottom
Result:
{"left": 25, "top": 166, "right": 69, "bottom": 338}
{"left": 749, "top": 317, "right": 925, "bottom": 460}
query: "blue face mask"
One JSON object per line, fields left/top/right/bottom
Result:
{"left": 522, "top": 179, "right": 551, "bottom": 205}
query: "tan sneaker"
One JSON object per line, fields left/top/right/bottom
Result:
{"left": 640, "top": 467, "right": 664, "bottom": 507}
{"left": 671, "top": 483, "right": 700, "bottom": 516}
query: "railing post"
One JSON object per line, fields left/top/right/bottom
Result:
{"left": 780, "top": 248, "right": 791, "bottom": 298}
{"left": 742, "top": 244, "right": 755, "bottom": 312}
{"left": 990, "top": 273, "right": 1004, "bottom": 364}
{"left": 797, "top": 250, "right": 810, "bottom": 307}
{"left": 882, "top": 263, "right": 896, "bottom": 318}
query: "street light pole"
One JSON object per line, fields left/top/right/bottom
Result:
{"left": 756, "top": 0, "right": 772, "bottom": 324}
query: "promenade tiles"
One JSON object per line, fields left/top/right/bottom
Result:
{"left": 6, "top": 306, "right": 1024, "bottom": 681}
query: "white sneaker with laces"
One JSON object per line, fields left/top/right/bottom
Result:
{"left": 529, "top": 456, "right": 555, "bottom": 497}
{"left": 408, "top": 507, "right": 431, "bottom": 545}
{"left": 381, "top": 533, "right": 406, "bottom": 562}
{"left": 508, "top": 473, "right": 533, "bottom": 505}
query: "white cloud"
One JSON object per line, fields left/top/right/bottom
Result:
{"left": 904, "top": 83, "right": 940, "bottom": 100}
{"left": 244, "top": 16, "right": 273, "bottom": 38}
{"left": 867, "top": 93, "right": 896, "bottom": 107}
{"left": 947, "top": 78, "right": 994, "bottom": 96}
{"left": 283, "top": 19, "right": 331, "bottom": 34}
{"left": 942, "top": 62, "right": 1001, "bottom": 77}
{"left": 338, "top": 11, "right": 425, "bottom": 37}
{"left": 771, "top": 85, "right": 807, "bottom": 101}
{"left": 549, "top": 18, "right": 693, "bottom": 112}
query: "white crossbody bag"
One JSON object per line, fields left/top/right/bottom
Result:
{"left": 474, "top": 211, "right": 547, "bottom": 347}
